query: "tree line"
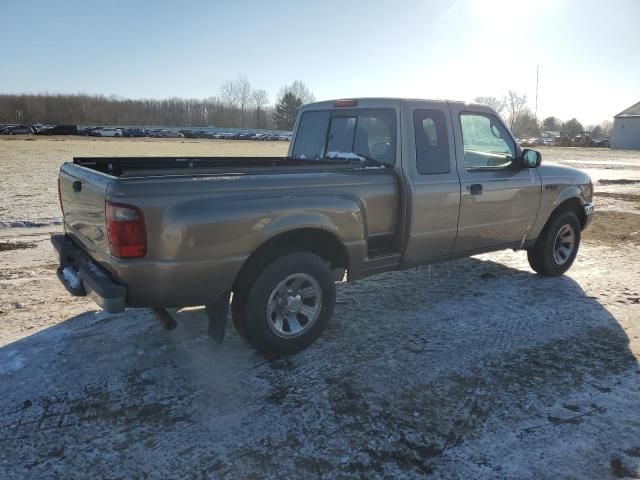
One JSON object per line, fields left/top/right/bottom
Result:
{"left": 0, "top": 77, "right": 315, "bottom": 131}
{"left": 474, "top": 92, "right": 613, "bottom": 139}
{"left": 1, "top": 83, "right": 612, "bottom": 138}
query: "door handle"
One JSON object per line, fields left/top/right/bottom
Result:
{"left": 72, "top": 181, "right": 82, "bottom": 193}
{"left": 467, "top": 183, "right": 483, "bottom": 195}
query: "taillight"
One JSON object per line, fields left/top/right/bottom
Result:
{"left": 105, "top": 201, "right": 146, "bottom": 258}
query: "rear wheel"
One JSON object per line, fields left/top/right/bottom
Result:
{"left": 236, "top": 252, "right": 335, "bottom": 356}
{"left": 527, "top": 210, "right": 581, "bottom": 276}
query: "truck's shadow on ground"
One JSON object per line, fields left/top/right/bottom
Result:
{"left": 1, "top": 256, "right": 638, "bottom": 478}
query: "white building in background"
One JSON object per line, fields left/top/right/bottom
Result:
{"left": 611, "top": 101, "right": 640, "bottom": 150}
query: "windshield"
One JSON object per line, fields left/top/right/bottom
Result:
{"left": 292, "top": 108, "right": 397, "bottom": 166}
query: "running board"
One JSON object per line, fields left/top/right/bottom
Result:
{"left": 360, "top": 252, "right": 402, "bottom": 275}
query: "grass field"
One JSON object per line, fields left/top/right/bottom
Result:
{"left": 0, "top": 136, "right": 288, "bottom": 227}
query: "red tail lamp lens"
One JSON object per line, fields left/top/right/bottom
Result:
{"left": 105, "top": 201, "right": 146, "bottom": 258}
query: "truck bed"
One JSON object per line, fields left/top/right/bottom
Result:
{"left": 59, "top": 157, "right": 401, "bottom": 307}
{"left": 73, "top": 156, "right": 380, "bottom": 178}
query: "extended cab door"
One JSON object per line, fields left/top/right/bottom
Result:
{"left": 401, "top": 101, "right": 461, "bottom": 265}
{"left": 448, "top": 103, "right": 542, "bottom": 252}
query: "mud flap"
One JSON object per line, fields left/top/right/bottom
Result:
{"left": 205, "top": 291, "right": 231, "bottom": 344}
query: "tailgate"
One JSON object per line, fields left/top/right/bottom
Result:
{"left": 59, "top": 163, "right": 112, "bottom": 259}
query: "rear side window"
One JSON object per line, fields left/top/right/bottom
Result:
{"left": 327, "top": 117, "right": 356, "bottom": 153}
{"left": 292, "top": 111, "right": 329, "bottom": 160}
{"left": 292, "top": 109, "right": 397, "bottom": 165}
{"left": 413, "top": 109, "right": 451, "bottom": 174}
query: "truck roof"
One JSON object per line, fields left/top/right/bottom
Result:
{"left": 302, "top": 97, "right": 482, "bottom": 110}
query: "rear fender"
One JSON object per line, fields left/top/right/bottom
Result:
{"left": 159, "top": 194, "right": 367, "bottom": 264}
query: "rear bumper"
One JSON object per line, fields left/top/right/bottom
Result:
{"left": 583, "top": 203, "right": 594, "bottom": 229}
{"left": 51, "top": 234, "right": 127, "bottom": 313}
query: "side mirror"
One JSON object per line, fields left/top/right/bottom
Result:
{"left": 521, "top": 148, "right": 542, "bottom": 168}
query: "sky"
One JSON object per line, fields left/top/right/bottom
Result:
{"left": 1, "top": 0, "right": 639, "bottom": 125}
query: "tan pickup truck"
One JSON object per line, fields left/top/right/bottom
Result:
{"left": 52, "top": 98, "right": 594, "bottom": 355}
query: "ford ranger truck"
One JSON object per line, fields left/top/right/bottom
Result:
{"left": 52, "top": 98, "right": 594, "bottom": 355}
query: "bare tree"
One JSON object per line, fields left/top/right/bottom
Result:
{"left": 220, "top": 78, "right": 238, "bottom": 108}
{"left": 511, "top": 108, "right": 540, "bottom": 138}
{"left": 235, "top": 75, "right": 252, "bottom": 128}
{"left": 219, "top": 76, "right": 251, "bottom": 127}
{"left": 279, "top": 80, "right": 315, "bottom": 105}
{"left": 504, "top": 91, "right": 528, "bottom": 130}
{"left": 474, "top": 96, "right": 505, "bottom": 115}
{"left": 252, "top": 89, "right": 269, "bottom": 129}
{"left": 598, "top": 120, "right": 613, "bottom": 138}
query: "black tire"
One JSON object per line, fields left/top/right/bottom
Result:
{"left": 527, "top": 210, "right": 581, "bottom": 276}
{"left": 237, "top": 252, "right": 335, "bottom": 356}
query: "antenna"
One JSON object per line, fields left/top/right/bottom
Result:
{"left": 535, "top": 65, "right": 539, "bottom": 118}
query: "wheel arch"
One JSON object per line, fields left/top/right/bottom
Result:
{"left": 549, "top": 196, "right": 586, "bottom": 229}
{"left": 232, "top": 227, "right": 349, "bottom": 295}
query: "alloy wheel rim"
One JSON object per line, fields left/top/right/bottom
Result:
{"left": 553, "top": 224, "right": 575, "bottom": 265}
{"left": 266, "top": 273, "right": 322, "bottom": 339}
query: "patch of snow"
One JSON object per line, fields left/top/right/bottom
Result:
{"left": 325, "top": 151, "right": 366, "bottom": 161}
{"left": 0, "top": 219, "right": 62, "bottom": 229}
{"left": 0, "top": 351, "right": 26, "bottom": 375}
{"left": 61, "top": 267, "right": 81, "bottom": 290}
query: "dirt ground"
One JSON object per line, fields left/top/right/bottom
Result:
{"left": 1, "top": 137, "right": 639, "bottom": 479}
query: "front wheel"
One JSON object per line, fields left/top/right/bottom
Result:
{"left": 237, "top": 252, "right": 336, "bottom": 356}
{"left": 527, "top": 210, "right": 581, "bottom": 276}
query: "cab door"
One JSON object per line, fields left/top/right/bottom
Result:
{"left": 448, "top": 104, "right": 541, "bottom": 252}
{"left": 401, "top": 101, "right": 461, "bottom": 265}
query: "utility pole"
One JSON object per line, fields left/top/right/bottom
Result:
{"left": 535, "top": 65, "right": 539, "bottom": 118}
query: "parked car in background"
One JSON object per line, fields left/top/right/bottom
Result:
{"left": 91, "top": 128, "right": 124, "bottom": 137}
{"left": 123, "top": 128, "right": 147, "bottom": 137}
{"left": 37, "top": 125, "right": 79, "bottom": 135}
{"left": 215, "top": 132, "right": 234, "bottom": 139}
{"left": 1, "top": 124, "right": 34, "bottom": 135}
{"left": 157, "top": 130, "right": 184, "bottom": 138}
{"left": 198, "top": 132, "right": 217, "bottom": 139}
{"left": 78, "top": 127, "right": 94, "bottom": 136}
{"left": 179, "top": 130, "right": 199, "bottom": 138}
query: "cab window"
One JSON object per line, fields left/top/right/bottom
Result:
{"left": 292, "top": 111, "right": 329, "bottom": 159}
{"left": 292, "top": 109, "right": 397, "bottom": 166}
{"left": 460, "top": 113, "right": 515, "bottom": 170}
{"left": 413, "top": 109, "right": 450, "bottom": 174}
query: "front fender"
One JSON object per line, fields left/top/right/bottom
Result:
{"left": 527, "top": 185, "right": 586, "bottom": 241}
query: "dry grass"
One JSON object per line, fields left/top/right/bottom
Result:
{"left": 0, "top": 136, "right": 289, "bottom": 226}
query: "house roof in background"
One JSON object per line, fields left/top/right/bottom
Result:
{"left": 615, "top": 101, "right": 640, "bottom": 118}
